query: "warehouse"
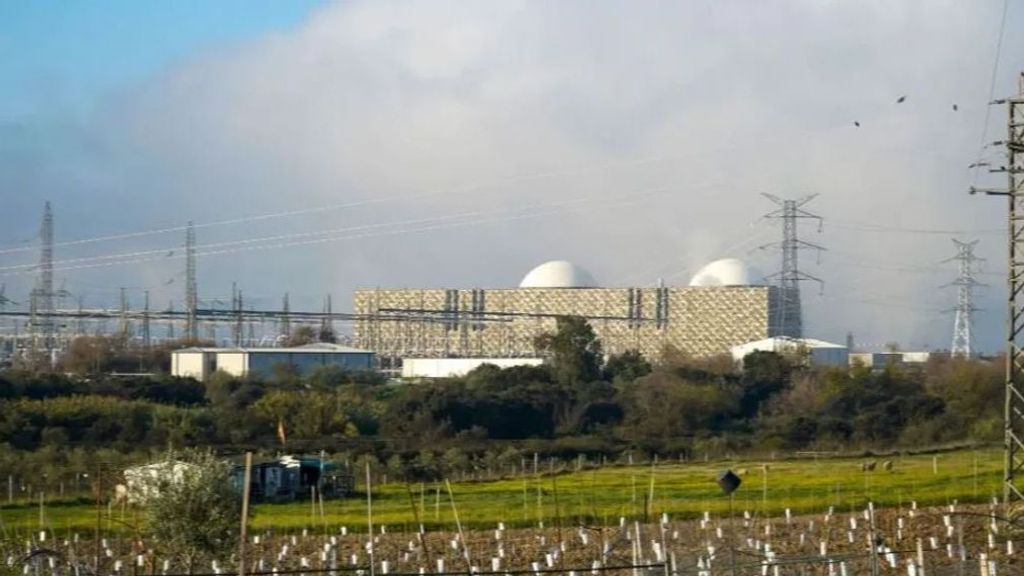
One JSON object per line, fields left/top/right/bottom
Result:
{"left": 171, "top": 343, "right": 375, "bottom": 382}
{"left": 731, "top": 336, "right": 848, "bottom": 368}
{"left": 354, "top": 258, "right": 785, "bottom": 361}
{"left": 402, "top": 357, "right": 544, "bottom": 379}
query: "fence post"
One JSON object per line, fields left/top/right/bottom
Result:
{"left": 239, "top": 452, "right": 252, "bottom": 576}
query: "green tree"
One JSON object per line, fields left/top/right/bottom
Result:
{"left": 285, "top": 326, "right": 317, "bottom": 347}
{"left": 534, "top": 316, "right": 602, "bottom": 386}
{"left": 603, "top": 350, "right": 652, "bottom": 382}
{"left": 140, "top": 450, "right": 243, "bottom": 574}
{"left": 621, "top": 370, "right": 740, "bottom": 440}
{"left": 739, "top": 351, "right": 792, "bottom": 417}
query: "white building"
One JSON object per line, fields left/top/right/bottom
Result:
{"left": 731, "top": 336, "right": 848, "bottom": 368}
{"left": 171, "top": 343, "right": 375, "bottom": 382}
{"left": 401, "top": 357, "right": 544, "bottom": 379}
{"left": 849, "top": 351, "right": 937, "bottom": 369}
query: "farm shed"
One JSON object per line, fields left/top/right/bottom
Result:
{"left": 230, "top": 455, "right": 354, "bottom": 503}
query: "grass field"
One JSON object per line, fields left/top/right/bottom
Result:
{"left": 0, "top": 448, "right": 1004, "bottom": 534}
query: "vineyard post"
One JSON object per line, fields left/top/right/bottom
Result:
{"left": 729, "top": 492, "right": 737, "bottom": 576}
{"left": 94, "top": 465, "right": 102, "bottom": 572}
{"left": 444, "top": 479, "right": 471, "bottom": 572}
{"left": 366, "top": 462, "right": 375, "bottom": 576}
{"left": 238, "top": 452, "right": 252, "bottom": 576}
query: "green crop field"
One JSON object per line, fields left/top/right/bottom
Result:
{"left": 0, "top": 448, "right": 1004, "bottom": 535}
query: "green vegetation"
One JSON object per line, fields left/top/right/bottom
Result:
{"left": 140, "top": 450, "right": 243, "bottom": 572}
{"left": 0, "top": 317, "right": 1010, "bottom": 536}
{"left": 0, "top": 448, "right": 1003, "bottom": 532}
{"left": 0, "top": 319, "right": 1004, "bottom": 463}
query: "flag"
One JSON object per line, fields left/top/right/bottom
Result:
{"left": 277, "top": 418, "right": 287, "bottom": 446}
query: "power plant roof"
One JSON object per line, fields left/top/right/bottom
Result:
{"left": 519, "top": 260, "right": 598, "bottom": 288}
{"left": 689, "top": 258, "right": 765, "bottom": 287}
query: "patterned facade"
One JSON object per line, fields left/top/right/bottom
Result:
{"left": 353, "top": 286, "right": 779, "bottom": 361}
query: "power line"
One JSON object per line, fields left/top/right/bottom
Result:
{"left": 0, "top": 189, "right": 671, "bottom": 274}
{"left": 619, "top": 220, "right": 771, "bottom": 286}
{"left": 830, "top": 219, "right": 1003, "bottom": 236}
{"left": 970, "top": 0, "right": 1011, "bottom": 189}
{"left": 0, "top": 153, "right": 679, "bottom": 255}
{"left": 0, "top": 187, "right": 681, "bottom": 279}
{"left": 826, "top": 248, "right": 1001, "bottom": 277}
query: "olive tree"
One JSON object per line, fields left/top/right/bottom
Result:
{"left": 139, "top": 450, "right": 242, "bottom": 573}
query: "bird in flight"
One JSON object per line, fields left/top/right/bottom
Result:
{"left": 854, "top": 121, "right": 860, "bottom": 127}
{"left": 896, "top": 96, "right": 906, "bottom": 104}
{"left": 953, "top": 104, "right": 958, "bottom": 111}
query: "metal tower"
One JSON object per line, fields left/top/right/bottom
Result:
{"left": 33, "top": 202, "right": 56, "bottom": 353}
{"left": 119, "top": 287, "right": 130, "bottom": 338}
{"left": 973, "top": 73, "right": 1024, "bottom": 503}
{"left": 320, "top": 294, "right": 334, "bottom": 342}
{"left": 1005, "top": 76, "right": 1024, "bottom": 504}
{"left": 760, "top": 194, "right": 824, "bottom": 337}
{"left": 75, "top": 296, "right": 85, "bottom": 338}
{"left": 166, "top": 301, "right": 176, "bottom": 340}
{"left": 185, "top": 221, "right": 198, "bottom": 341}
{"left": 280, "top": 293, "right": 291, "bottom": 339}
{"left": 231, "top": 282, "right": 244, "bottom": 346}
{"left": 142, "top": 290, "right": 151, "bottom": 349}
{"left": 944, "top": 239, "right": 983, "bottom": 357}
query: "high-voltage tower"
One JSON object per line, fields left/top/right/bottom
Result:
{"left": 185, "top": 221, "right": 198, "bottom": 341}
{"left": 1005, "top": 77, "right": 1024, "bottom": 504}
{"left": 973, "top": 73, "right": 1024, "bottom": 503}
{"left": 760, "top": 193, "right": 824, "bottom": 338}
{"left": 29, "top": 201, "right": 57, "bottom": 359}
{"left": 943, "top": 239, "right": 983, "bottom": 357}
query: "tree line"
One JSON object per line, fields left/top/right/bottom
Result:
{"left": 0, "top": 317, "right": 1003, "bottom": 484}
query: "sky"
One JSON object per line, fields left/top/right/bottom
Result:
{"left": 0, "top": 0, "right": 1022, "bottom": 352}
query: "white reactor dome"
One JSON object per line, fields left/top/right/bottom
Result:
{"left": 689, "top": 258, "right": 765, "bottom": 287}
{"left": 519, "top": 260, "right": 598, "bottom": 288}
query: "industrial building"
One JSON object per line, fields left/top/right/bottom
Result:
{"left": 354, "top": 258, "right": 785, "bottom": 361}
{"left": 730, "top": 336, "right": 848, "bottom": 368}
{"left": 171, "top": 343, "right": 375, "bottom": 382}
{"left": 848, "top": 351, "right": 938, "bottom": 370}
{"left": 402, "top": 357, "right": 544, "bottom": 379}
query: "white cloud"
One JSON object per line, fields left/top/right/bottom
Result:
{"left": 1, "top": 0, "right": 1021, "bottom": 351}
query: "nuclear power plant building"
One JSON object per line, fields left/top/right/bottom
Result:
{"left": 353, "top": 259, "right": 783, "bottom": 361}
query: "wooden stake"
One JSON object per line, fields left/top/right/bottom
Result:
{"left": 552, "top": 474, "right": 563, "bottom": 544}
{"left": 444, "top": 479, "right": 471, "bottom": 571}
{"left": 406, "top": 484, "right": 432, "bottom": 568}
{"left": 94, "top": 466, "right": 102, "bottom": 572}
{"left": 366, "top": 463, "right": 375, "bottom": 576}
{"left": 239, "top": 452, "right": 252, "bottom": 576}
